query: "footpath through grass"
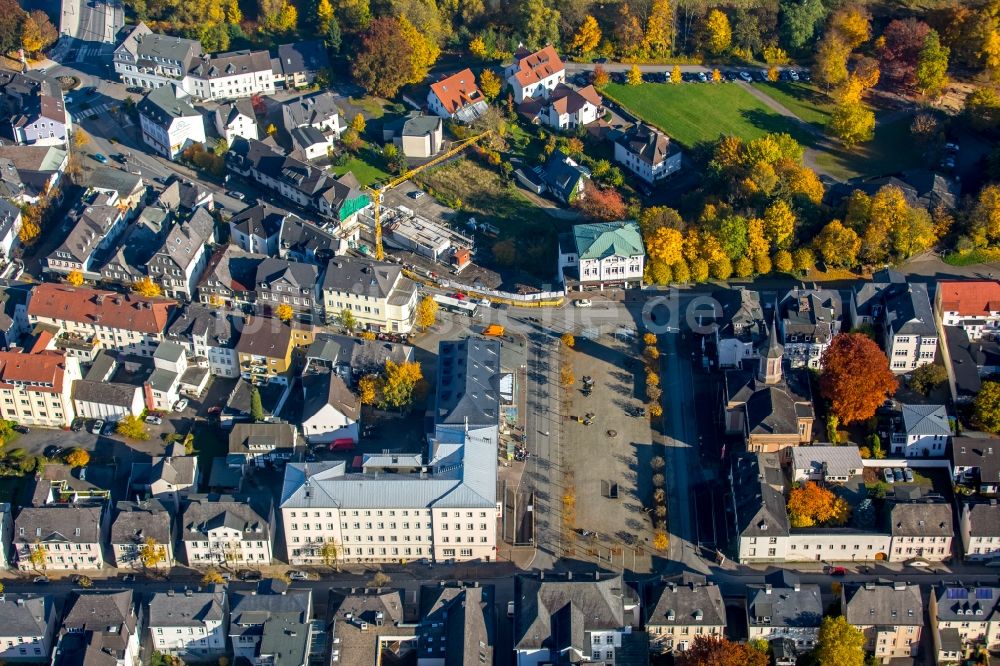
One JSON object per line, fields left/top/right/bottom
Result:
{"left": 811, "top": 115, "right": 923, "bottom": 181}
{"left": 756, "top": 82, "right": 835, "bottom": 127}
{"left": 603, "top": 82, "right": 815, "bottom": 148}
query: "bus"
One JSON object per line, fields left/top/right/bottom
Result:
{"left": 433, "top": 294, "right": 479, "bottom": 318}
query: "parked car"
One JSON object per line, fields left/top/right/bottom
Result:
{"left": 756, "top": 70, "right": 768, "bottom": 81}
{"left": 788, "top": 70, "right": 800, "bottom": 81}
{"left": 903, "top": 468, "right": 914, "bottom": 482}
{"left": 44, "top": 445, "right": 64, "bottom": 458}
{"left": 893, "top": 468, "right": 904, "bottom": 482}
{"left": 696, "top": 72, "right": 708, "bottom": 82}
{"left": 288, "top": 571, "right": 311, "bottom": 581}
{"left": 799, "top": 70, "right": 812, "bottom": 82}
{"left": 92, "top": 153, "right": 108, "bottom": 164}
{"left": 13, "top": 424, "right": 29, "bottom": 434}
{"left": 507, "top": 600, "right": 515, "bottom": 618}
{"left": 240, "top": 570, "right": 263, "bottom": 582}
{"left": 883, "top": 467, "right": 894, "bottom": 484}
{"left": 825, "top": 565, "right": 848, "bottom": 576}
{"left": 475, "top": 298, "right": 491, "bottom": 307}
{"left": 408, "top": 190, "right": 425, "bottom": 200}
{"left": 173, "top": 399, "right": 189, "bottom": 412}
{"left": 121, "top": 574, "right": 135, "bottom": 582}
{"left": 739, "top": 71, "right": 753, "bottom": 82}
{"left": 33, "top": 576, "right": 49, "bottom": 584}
{"left": 145, "top": 415, "right": 162, "bottom": 425}
{"left": 226, "top": 190, "right": 246, "bottom": 200}
{"left": 724, "top": 71, "right": 738, "bottom": 82}
{"left": 90, "top": 419, "right": 104, "bottom": 435}
{"left": 945, "top": 142, "right": 960, "bottom": 153}
{"left": 574, "top": 299, "right": 593, "bottom": 308}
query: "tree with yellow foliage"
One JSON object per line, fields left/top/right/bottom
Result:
{"left": 561, "top": 332, "right": 575, "bottom": 348}
{"left": 643, "top": 0, "right": 673, "bottom": 56}
{"left": 266, "top": 123, "right": 277, "bottom": 136}
{"left": 66, "top": 270, "right": 84, "bottom": 287}
{"left": 226, "top": 0, "right": 242, "bottom": 23}
{"left": 571, "top": 15, "right": 602, "bottom": 54}
{"left": 627, "top": 64, "right": 642, "bottom": 86}
{"left": 358, "top": 375, "right": 378, "bottom": 405}
{"left": 317, "top": 0, "right": 335, "bottom": 36}
{"left": 132, "top": 277, "right": 162, "bottom": 298}
{"left": 772, "top": 249, "right": 794, "bottom": 273}
{"left": 468, "top": 36, "right": 487, "bottom": 59}
{"left": 830, "top": 6, "right": 870, "bottom": 49}
{"left": 767, "top": 65, "right": 779, "bottom": 81}
{"left": 116, "top": 415, "right": 149, "bottom": 441}
{"left": 814, "top": 220, "right": 861, "bottom": 268}
{"left": 763, "top": 199, "right": 796, "bottom": 250}
{"left": 275, "top": 304, "right": 294, "bottom": 322}
{"left": 201, "top": 570, "right": 225, "bottom": 585}
{"left": 351, "top": 113, "right": 366, "bottom": 133}
{"left": 560, "top": 364, "right": 575, "bottom": 387}
{"left": 415, "top": 295, "right": 438, "bottom": 330}
{"left": 361, "top": 330, "right": 377, "bottom": 341}
{"left": 138, "top": 537, "right": 167, "bottom": 569}
{"left": 829, "top": 98, "right": 875, "bottom": 146}
{"left": 670, "top": 64, "right": 682, "bottom": 84}
{"left": 398, "top": 15, "right": 440, "bottom": 86}
{"left": 787, "top": 481, "right": 850, "bottom": 527}
{"left": 592, "top": 65, "right": 609, "bottom": 88}
{"left": 704, "top": 9, "right": 732, "bottom": 54}
{"left": 29, "top": 543, "right": 48, "bottom": 571}
{"left": 275, "top": 0, "right": 298, "bottom": 32}
{"left": 65, "top": 448, "right": 90, "bottom": 468}
{"left": 73, "top": 128, "right": 90, "bottom": 148}
{"left": 21, "top": 11, "right": 58, "bottom": 56}
{"left": 814, "top": 35, "right": 851, "bottom": 88}
{"left": 652, "top": 531, "right": 668, "bottom": 551}
{"left": 711, "top": 68, "right": 722, "bottom": 83}
{"left": 380, "top": 359, "right": 423, "bottom": 409}
{"left": 479, "top": 69, "right": 501, "bottom": 100}
{"left": 18, "top": 213, "right": 41, "bottom": 245}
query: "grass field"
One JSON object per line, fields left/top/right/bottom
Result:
{"left": 603, "top": 82, "right": 814, "bottom": 147}
{"left": 811, "top": 115, "right": 923, "bottom": 181}
{"left": 330, "top": 149, "right": 390, "bottom": 187}
{"left": 757, "top": 82, "right": 835, "bottom": 127}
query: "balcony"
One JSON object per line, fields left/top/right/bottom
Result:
{"left": 54, "top": 333, "right": 98, "bottom": 352}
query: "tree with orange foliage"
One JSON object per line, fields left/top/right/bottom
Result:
{"left": 575, "top": 185, "right": 627, "bottom": 221}
{"left": 676, "top": 636, "right": 769, "bottom": 666}
{"left": 592, "top": 64, "right": 609, "bottom": 88}
{"left": 820, "top": 333, "right": 897, "bottom": 425}
{"left": 787, "top": 481, "right": 850, "bottom": 527}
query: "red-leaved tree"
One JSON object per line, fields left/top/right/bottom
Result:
{"left": 820, "top": 332, "right": 898, "bottom": 424}
{"left": 575, "top": 184, "right": 628, "bottom": 221}
{"left": 677, "top": 636, "right": 769, "bottom": 666}
{"left": 878, "top": 18, "right": 931, "bottom": 89}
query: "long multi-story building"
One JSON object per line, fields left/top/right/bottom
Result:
{"left": 842, "top": 582, "right": 923, "bottom": 662}
{"left": 280, "top": 338, "right": 501, "bottom": 565}
{"left": 14, "top": 504, "right": 106, "bottom": 571}
{"left": 0, "top": 594, "right": 57, "bottom": 662}
{"left": 0, "top": 345, "right": 80, "bottom": 428}
{"left": 181, "top": 496, "right": 273, "bottom": 567}
{"left": 320, "top": 257, "right": 418, "bottom": 333}
{"left": 147, "top": 588, "right": 227, "bottom": 660}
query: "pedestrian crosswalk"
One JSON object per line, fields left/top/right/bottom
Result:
{"left": 72, "top": 102, "right": 110, "bottom": 119}
{"left": 74, "top": 46, "right": 107, "bottom": 62}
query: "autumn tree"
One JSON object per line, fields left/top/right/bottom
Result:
{"left": 821, "top": 333, "right": 897, "bottom": 424}
{"left": 339, "top": 308, "right": 357, "bottom": 332}
{"left": 353, "top": 17, "right": 439, "bottom": 98}
{"left": 116, "top": 415, "right": 150, "bottom": 441}
{"left": 65, "top": 448, "right": 90, "bottom": 468}
{"left": 642, "top": 0, "right": 673, "bottom": 57}
{"left": 468, "top": 36, "right": 487, "bottom": 59}
{"left": 479, "top": 69, "right": 501, "bottom": 101}
{"left": 138, "top": 537, "right": 167, "bottom": 569}
{"left": 21, "top": 10, "right": 57, "bottom": 56}
{"left": 379, "top": 359, "right": 423, "bottom": 409}
{"left": 316, "top": 0, "right": 335, "bottom": 36}
{"left": 414, "top": 295, "right": 438, "bottom": 330}
{"left": 974, "top": 380, "right": 1000, "bottom": 433}
{"left": 816, "top": 616, "right": 865, "bottom": 666}
{"left": 132, "top": 277, "right": 162, "bottom": 298}
{"left": 676, "top": 636, "right": 768, "bottom": 666}
{"left": 275, "top": 303, "right": 294, "bottom": 322}
{"left": 592, "top": 64, "right": 609, "bottom": 87}
{"left": 670, "top": 64, "right": 681, "bottom": 84}
{"left": 828, "top": 5, "right": 870, "bottom": 49}
{"left": 813, "top": 219, "right": 860, "bottom": 267}
{"left": 571, "top": 15, "right": 601, "bottom": 54}
{"left": 968, "top": 184, "right": 1000, "bottom": 248}
{"left": 704, "top": 9, "right": 732, "bottom": 54}
{"left": 517, "top": 0, "right": 559, "bottom": 49}
{"left": 910, "top": 363, "right": 948, "bottom": 396}
{"left": 787, "top": 481, "right": 850, "bottom": 527}
{"left": 575, "top": 185, "right": 627, "bottom": 221}
{"left": 916, "top": 29, "right": 950, "bottom": 97}
{"left": 29, "top": 543, "right": 48, "bottom": 571}
{"left": 879, "top": 18, "right": 931, "bottom": 89}
{"left": 814, "top": 35, "right": 851, "bottom": 88}
{"left": 64, "top": 270, "right": 85, "bottom": 287}
{"left": 201, "top": 570, "right": 225, "bottom": 585}
{"left": 829, "top": 99, "right": 875, "bottom": 146}
{"left": 846, "top": 185, "right": 936, "bottom": 264}
{"left": 627, "top": 64, "right": 642, "bottom": 86}
{"left": 560, "top": 332, "right": 575, "bottom": 348}
{"left": 358, "top": 375, "right": 378, "bottom": 405}
{"left": 351, "top": 113, "right": 366, "bottom": 133}
{"left": 320, "top": 539, "right": 339, "bottom": 568}
{"left": 614, "top": 3, "right": 643, "bottom": 57}
{"left": 560, "top": 364, "right": 575, "bottom": 387}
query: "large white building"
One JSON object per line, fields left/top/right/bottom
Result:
{"left": 558, "top": 221, "right": 645, "bottom": 290}
{"left": 427, "top": 69, "right": 488, "bottom": 122}
{"left": 851, "top": 271, "right": 938, "bottom": 373}
{"left": 185, "top": 50, "right": 275, "bottom": 101}
{"left": 0, "top": 594, "right": 56, "bottom": 662}
{"left": 843, "top": 583, "right": 923, "bottom": 662}
{"left": 181, "top": 497, "right": 273, "bottom": 567}
{"left": 14, "top": 505, "right": 105, "bottom": 571}
{"left": 0, "top": 345, "right": 80, "bottom": 428}
{"left": 614, "top": 123, "right": 682, "bottom": 184}
{"left": 55, "top": 591, "right": 140, "bottom": 666}
{"left": 937, "top": 281, "right": 1000, "bottom": 340}
{"left": 138, "top": 85, "right": 206, "bottom": 160}
{"left": 280, "top": 339, "right": 501, "bottom": 565}
{"left": 320, "top": 257, "right": 418, "bottom": 333}
{"left": 147, "top": 588, "right": 227, "bottom": 660}
{"left": 166, "top": 304, "right": 244, "bottom": 379}
{"left": 504, "top": 45, "right": 565, "bottom": 104}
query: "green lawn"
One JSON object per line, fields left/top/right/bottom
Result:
{"left": 603, "top": 82, "right": 815, "bottom": 148}
{"left": 811, "top": 115, "right": 924, "bottom": 181}
{"left": 330, "top": 149, "right": 390, "bottom": 187}
{"left": 756, "top": 82, "right": 835, "bottom": 127}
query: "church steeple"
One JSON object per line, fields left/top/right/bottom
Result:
{"left": 758, "top": 320, "right": 784, "bottom": 384}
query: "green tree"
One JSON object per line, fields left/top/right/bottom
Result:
{"left": 339, "top": 308, "right": 357, "bottom": 332}
{"left": 780, "top": 0, "right": 825, "bottom": 49}
{"left": 115, "top": 416, "right": 150, "bottom": 441}
{"left": 250, "top": 386, "right": 264, "bottom": 422}
{"left": 518, "top": 0, "right": 559, "bottom": 49}
{"left": 910, "top": 363, "right": 948, "bottom": 395}
{"left": 916, "top": 29, "right": 950, "bottom": 97}
{"left": 816, "top": 616, "right": 865, "bottom": 666}
{"left": 975, "top": 380, "right": 1000, "bottom": 433}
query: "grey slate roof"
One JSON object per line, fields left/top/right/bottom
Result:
{"left": 122, "top": 23, "right": 201, "bottom": 65}
{"left": 290, "top": 126, "right": 328, "bottom": 151}
{"left": 255, "top": 257, "right": 318, "bottom": 293}
{"left": 301, "top": 370, "right": 360, "bottom": 422}
{"left": 889, "top": 502, "right": 953, "bottom": 537}
{"left": 965, "top": 502, "right": 1000, "bottom": 537}
{"left": 779, "top": 288, "right": 843, "bottom": 342}
{"left": 842, "top": 583, "right": 922, "bottom": 626}
{"left": 14, "top": 505, "right": 103, "bottom": 544}
{"left": 645, "top": 579, "right": 725, "bottom": 627}
{"left": 901, "top": 403, "right": 950, "bottom": 437}
{"left": 230, "top": 584, "right": 310, "bottom": 636}
{"left": 418, "top": 584, "right": 495, "bottom": 665}
{"left": 513, "top": 573, "right": 626, "bottom": 654}
{"left": 790, "top": 446, "right": 863, "bottom": 478}
{"left": 282, "top": 91, "right": 340, "bottom": 129}
{"left": 110, "top": 500, "right": 172, "bottom": 545}
{"left": 138, "top": 85, "right": 200, "bottom": 125}
{"left": 732, "top": 452, "right": 790, "bottom": 538}
{"left": 166, "top": 304, "right": 242, "bottom": 350}
{"left": 182, "top": 496, "right": 269, "bottom": 541}
{"left": 83, "top": 169, "right": 144, "bottom": 201}
{"left": 0, "top": 594, "right": 53, "bottom": 638}
{"left": 229, "top": 423, "right": 298, "bottom": 455}
{"left": 884, "top": 283, "right": 936, "bottom": 337}
{"left": 714, "top": 287, "right": 766, "bottom": 341}
{"left": 62, "top": 590, "right": 136, "bottom": 638}
{"left": 72, "top": 380, "right": 139, "bottom": 408}
{"left": 199, "top": 245, "right": 266, "bottom": 295}
{"left": 220, "top": 98, "right": 255, "bottom": 126}
{"left": 148, "top": 588, "right": 225, "bottom": 628}
{"left": 953, "top": 437, "right": 1000, "bottom": 483}
{"left": 616, "top": 123, "right": 677, "bottom": 165}
{"left": 933, "top": 585, "right": 1000, "bottom": 623}
{"left": 321, "top": 257, "right": 402, "bottom": 298}
{"left": 278, "top": 215, "right": 338, "bottom": 261}
{"left": 305, "top": 333, "right": 413, "bottom": 372}
{"left": 230, "top": 202, "right": 287, "bottom": 241}
{"left": 327, "top": 589, "right": 410, "bottom": 664}
{"left": 131, "top": 454, "right": 198, "bottom": 488}
{"left": 746, "top": 581, "right": 822, "bottom": 629}
{"left": 725, "top": 369, "right": 814, "bottom": 437}
{"left": 277, "top": 40, "right": 330, "bottom": 76}
{"left": 542, "top": 150, "right": 588, "bottom": 202}
{"left": 435, "top": 338, "right": 501, "bottom": 428}
{"left": 189, "top": 50, "right": 271, "bottom": 79}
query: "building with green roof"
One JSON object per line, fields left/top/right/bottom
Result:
{"left": 558, "top": 220, "right": 645, "bottom": 289}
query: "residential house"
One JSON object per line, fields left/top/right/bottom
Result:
{"left": 888, "top": 502, "right": 953, "bottom": 562}
{"left": 72, "top": 380, "right": 144, "bottom": 423}
{"left": 84, "top": 168, "right": 146, "bottom": 211}
{"left": 148, "top": 208, "right": 215, "bottom": 299}
{"left": 0, "top": 282, "right": 32, "bottom": 351}
{"left": 276, "top": 40, "right": 330, "bottom": 88}
{"left": 416, "top": 583, "right": 496, "bottom": 665}
{"left": 557, "top": 220, "right": 645, "bottom": 289}
{"left": 929, "top": 584, "right": 1000, "bottom": 665}
{"left": 614, "top": 123, "right": 682, "bottom": 184}
{"left": 13, "top": 505, "right": 105, "bottom": 571}
{"left": 304, "top": 332, "right": 413, "bottom": 379}
{"left": 723, "top": 327, "right": 815, "bottom": 455}
{"left": 427, "top": 69, "right": 488, "bottom": 122}
{"left": 27, "top": 463, "right": 112, "bottom": 508}
{"left": 228, "top": 423, "right": 300, "bottom": 468}
{"left": 290, "top": 127, "right": 334, "bottom": 161}
{"left": 0, "top": 594, "right": 56, "bottom": 662}
{"left": 706, "top": 287, "right": 768, "bottom": 369}
{"left": 842, "top": 582, "right": 923, "bottom": 662}
{"left": 300, "top": 369, "right": 360, "bottom": 444}
{"left": 513, "top": 572, "right": 641, "bottom": 665}
{"left": 226, "top": 138, "right": 370, "bottom": 227}
{"left": 889, "top": 403, "right": 950, "bottom": 457}
{"left": 0, "top": 346, "right": 81, "bottom": 427}
{"left": 198, "top": 245, "right": 265, "bottom": 310}
{"left": 0, "top": 145, "right": 68, "bottom": 206}
{"left": 0, "top": 71, "right": 70, "bottom": 147}
{"left": 505, "top": 45, "right": 565, "bottom": 103}
{"left": 327, "top": 588, "right": 416, "bottom": 664}
{"left": 143, "top": 341, "right": 188, "bottom": 411}
{"left": 138, "top": 85, "right": 206, "bottom": 160}
{"left": 254, "top": 257, "right": 319, "bottom": 322}
{"left": 147, "top": 588, "right": 227, "bottom": 660}
{"left": 113, "top": 23, "right": 202, "bottom": 90}
{"left": 936, "top": 280, "right": 1000, "bottom": 340}
{"left": 280, "top": 91, "right": 344, "bottom": 138}
{"left": 235, "top": 316, "right": 314, "bottom": 385}
{"left": 52, "top": 591, "right": 139, "bottom": 666}
{"left": 790, "top": 446, "right": 863, "bottom": 483}
{"left": 230, "top": 202, "right": 287, "bottom": 255}
{"left": 279, "top": 338, "right": 500, "bottom": 565}
{"left": 777, "top": 288, "right": 843, "bottom": 369}
{"left": 181, "top": 495, "right": 273, "bottom": 566}
{"left": 215, "top": 99, "right": 258, "bottom": 144}
{"left": 109, "top": 499, "right": 173, "bottom": 570}
{"left": 46, "top": 190, "right": 127, "bottom": 276}
{"left": 0, "top": 199, "right": 22, "bottom": 263}
{"left": 745, "top": 574, "right": 822, "bottom": 659}
{"left": 129, "top": 447, "right": 199, "bottom": 510}
{"left": 175, "top": 179, "right": 214, "bottom": 212}
{"left": 952, "top": 437, "right": 1000, "bottom": 495}
{"left": 184, "top": 50, "right": 275, "bottom": 101}
{"left": 165, "top": 304, "right": 243, "bottom": 378}
{"left": 960, "top": 502, "right": 1000, "bottom": 562}
{"left": 381, "top": 112, "right": 443, "bottom": 159}
{"left": 278, "top": 214, "right": 341, "bottom": 265}
{"left": 523, "top": 84, "right": 602, "bottom": 130}
{"left": 230, "top": 581, "right": 311, "bottom": 666}
{"left": 851, "top": 271, "right": 937, "bottom": 372}
{"left": 320, "top": 257, "right": 418, "bottom": 333}
{"left": 645, "top": 576, "right": 726, "bottom": 654}
{"left": 517, "top": 150, "right": 589, "bottom": 204}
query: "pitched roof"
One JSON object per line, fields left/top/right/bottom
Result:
{"left": 779, "top": 288, "right": 843, "bottom": 341}
{"left": 256, "top": 257, "right": 318, "bottom": 293}
{"left": 321, "top": 257, "right": 403, "bottom": 299}
{"left": 429, "top": 69, "right": 486, "bottom": 116}
{"left": 199, "top": 245, "right": 266, "bottom": 294}
{"left": 72, "top": 380, "right": 140, "bottom": 407}
{"left": 513, "top": 573, "right": 625, "bottom": 653}
{"left": 14, "top": 505, "right": 103, "bottom": 544}
{"left": 122, "top": 23, "right": 200, "bottom": 64}
{"left": 109, "top": 500, "right": 172, "bottom": 545}
{"left": 0, "top": 594, "right": 53, "bottom": 638}
{"left": 234, "top": 316, "right": 292, "bottom": 359}
{"left": 842, "top": 583, "right": 922, "bottom": 626}
{"left": 511, "top": 45, "right": 565, "bottom": 87}
{"left": 746, "top": 579, "right": 822, "bottom": 630}
{"left": 0, "top": 349, "right": 70, "bottom": 393}
{"left": 230, "top": 202, "right": 287, "bottom": 240}
{"left": 572, "top": 220, "right": 644, "bottom": 260}
{"left": 182, "top": 496, "right": 269, "bottom": 541}
{"left": 306, "top": 332, "right": 413, "bottom": 371}
{"left": 790, "top": 446, "right": 863, "bottom": 478}
{"left": 889, "top": 502, "right": 953, "bottom": 537}
{"left": 884, "top": 283, "right": 936, "bottom": 336}
{"left": 731, "top": 451, "right": 790, "bottom": 537}
{"left": 616, "top": 123, "right": 675, "bottom": 165}
{"left": 645, "top": 579, "right": 725, "bottom": 627}
{"left": 547, "top": 84, "right": 602, "bottom": 116}
{"left": 418, "top": 584, "right": 495, "bottom": 665}
{"left": 938, "top": 281, "right": 1000, "bottom": 315}
{"left": 435, "top": 338, "right": 501, "bottom": 428}
{"left": 189, "top": 50, "right": 271, "bottom": 79}
{"left": 542, "top": 150, "right": 589, "bottom": 202}
{"left": 901, "top": 403, "right": 950, "bottom": 436}
{"left": 63, "top": 590, "right": 135, "bottom": 635}
{"left": 229, "top": 423, "right": 298, "bottom": 454}
{"left": 933, "top": 585, "right": 1000, "bottom": 623}
{"left": 137, "top": 84, "right": 200, "bottom": 125}
{"left": 166, "top": 304, "right": 242, "bottom": 350}
{"left": 28, "top": 283, "right": 175, "bottom": 335}
{"left": 148, "top": 588, "right": 226, "bottom": 628}
{"left": 278, "top": 215, "right": 339, "bottom": 259}
{"left": 301, "top": 370, "right": 360, "bottom": 422}
{"left": 952, "top": 437, "right": 1000, "bottom": 482}
{"left": 282, "top": 91, "right": 340, "bottom": 129}
{"left": 277, "top": 40, "right": 330, "bottom": 75}
{"left": 964, "top": 502, "right": 1000, "bottom": 537}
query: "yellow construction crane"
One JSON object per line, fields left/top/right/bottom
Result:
{"left": 370, "top": 131, "right": 488, "bottom": 261}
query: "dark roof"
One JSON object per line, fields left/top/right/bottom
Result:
{"left": 746, "top": 581, "right": 822, "bottom": 629}
{"left": 256, "top": 257, "right": 318, "bottom": 293}
{"left": 713, "top": 287, "right": 766, "bottom": 341}
{"left": 542, "top": 150, "right": 588, "bottom": 202}
{"left": 72, "top": 380, "right": 140, "bottom": 408}
{"left": 147, "top": 588, "right": 226, "bottom": 627}
{"left": 166, "top": 304, "right": 242, "bottom": 350}
{"left": 301, "top": 371, "right": 360, "bottom": 422}
{"left": 321, "top": 257, "right": 402, "bottom": 298}
{"left": 418, "top": 584, "right": 495, "bottom": 665}
{"left": 199, "top": 245, "right": 266, "bottom": 294}
{"left": 933, "top": 584, "right": 1000, "bottom": 623}
{"left": 513, "top": 573, "right": 626, "bottom": 654}
{"left": 645, "top": 579, "right": 725, "bottom": 627}
{"left": 230, "top": 202, "right": 287, "bottom": 240}
{"left": 277, "top": 40, "right": 330, "bottom": 75}
{"left": 944, "top": 326, "right": 982, "bottom": 400}
{"left": 615, "top": 123, "right": 678, "bottom": 165}
{"left": 14, "top": 505, "right": 103, "bottom": 544}
{"left": 884, "top": 283, "right": 936, "bottom": 336}
{"left": 228, "top": 423, "right": 298, "bottom": 454}
{"left": 282, "top": 91, "right": 340, "bottom": 129}
{"left": 234, "top": 316, "right": 292, "bottom": 359}
{"left": 0, "top": 594, "right": 53, "bottom": 637}
{"left": 62, "top": 590, "right": 136, "bottom": 638}
{"left": 888, "top": 502, "right": 953, "bottom": 537}
{"left": 952, "top": 437, "right": 1000, "bottom": 482}
{"left": 435, "top": 338, "right": 501, "bottom": 428}
{"left": 181, "top": 496, "right": 270, "bottom": 541}
{"left": 109, "top": 500, "right": 172, "bottom": 545}
{"left": 306, "top": 333, "right": 412, "bottom": 372}
{"left": 278, "top": 215, "right": 338, "bottom": 260}
{"left": 290, "top": 125, "right": 328, "bottom": 150}
{"left": 842, "top": 583, "right": 922, "bottom": 626}
{"left": 779, "top": 288, "right": 843, "bottom": 342}
{"left": 137, "top": 85, "right": 200, "bottom": 125}
{"left": 188, "top": 50, "right": 271, "bottom": 79}
{"left": 725, "top": 368, "right": 814, "bottom": 436}
{"left": 731, "top": 452, "right": 790, "bottom": 537}
{"left": 964, "top": 502, "right": 1000, "bottom": 537}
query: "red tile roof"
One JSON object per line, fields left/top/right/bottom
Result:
{"left": 938, "top": 281, "right": 1000, "bottom": 315}
{"left": 512, "top": 46, "right": 565, "bottom": 87}
{"left": 0, "top": 350, "right": 68, "bottom": 393}
{"left": 429, "top": 69, "right": 484, "bottom": 115}
{"left": 28, "top": 283, "right": 176, "bottom": 335}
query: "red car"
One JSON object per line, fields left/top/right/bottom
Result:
{"left": 330, "top": 438, "right": 356, "bottom": 452}
{"left": 825, "top": 566, "right": 848, "bottom": 576}
{"left": 452, "top": 292, "right": 466, "bottom": 300}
